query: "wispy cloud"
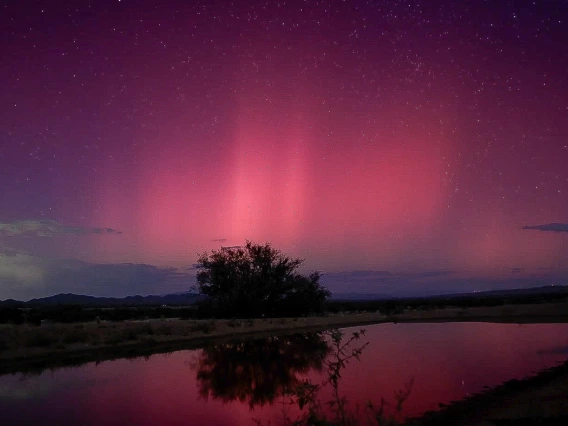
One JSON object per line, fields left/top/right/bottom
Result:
{"left": 522, "top": 223, "right": 568, "bottom": 233}
{"left": 337, "top": 270, "right": 392, "bottom": 278}
{"left": 321, "top": 269, "right": 457, "bottom": 296}
{"left": 0, "top": 249, "right": 193, "bottom": 300}
{"left": 184, "top": 263, "right": 201, "bottom": 270}
{"left": 0, "top": 220, "right": 122, "bottom": 237}
{"left": 211, "top": 238, "right": 227, "bottom": 243}
{"left": 0, "top": 247, "right": 50, "bottom": 297}
{"left": 0, "top": 246, "right": 28, "bottom": 257}
{"left": 321, "top": 268, "right": 568, "bottom": 297}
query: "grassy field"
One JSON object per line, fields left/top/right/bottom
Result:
{"left": 0, "top": 313, "right": 388, "bottom": 374}
{"left": 1, "top": 301, "right": 567, "bottom": 375}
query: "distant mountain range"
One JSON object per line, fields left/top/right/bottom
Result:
{"left": 332, "top": 285, "right": 568, "bottom": 301}
{"left": 0, "top": 292, "right": 204, "bottom": 307}
{"left": 330, "top": 292, "right": 392, "bottom": 300}
{"left": 0, "top": 285, "right": 566, "bottom": 307}
{"left": 427, "top": 285, "right": 568, "bottom": 299}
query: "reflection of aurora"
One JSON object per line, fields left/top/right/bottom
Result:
{"left": 0, "top": 382, "right": 51, "bottom": 400}
{"left": 0, "top": 376, "right": 104, "bottom": 400}
{"left": 192, "top": 333, "right": 331, "bottom": 408}
{"left": 192, "top": 329, "right": 413, "bottom": 424}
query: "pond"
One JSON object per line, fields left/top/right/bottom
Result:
{"left": 1, "top": 322, "right": 567, "bottom": 425}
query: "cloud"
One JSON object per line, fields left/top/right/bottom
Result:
{"left": 0, "top": 220, "right": 122, "bottom": 237}
{"left": 407, "top": 270, "right": 455, "bottom": 279}
{"left": 336, "top": 270, "right": 392, "bottom": 278}
{"left": 183, "top": 263, "right": 201, "bottom": 270}
{"left": 0, "top": 248, "right": 47, "bottom": 291}
{"left": 522, "top": 223, "right": 568, "bottom": 233}
{"left": 0, "top": 250, "right": 193, "bottom": 300}
{"left": 211, "top": 238, "right": 227, "bottom": 243}
{"left": 320, "top": 268, "right": 568, "bottom": 298}
{"left": 0, "top": 246, "right": 29, "bottom": 257}
{"left": 323, "top": 270, "right": 453, "bottom": 282}
{"left": 510, "top": 267, "right": 522, "bottom": 274}
{"left": 320, "top": 269, "right": 456, "bottom": 296}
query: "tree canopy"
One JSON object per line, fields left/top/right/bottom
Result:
{"left": 195, "top": 241, "right": 330, "bottom": 317}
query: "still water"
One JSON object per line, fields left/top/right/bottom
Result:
{"left": 1, "top": 322, "right": 567, "bottom": 425}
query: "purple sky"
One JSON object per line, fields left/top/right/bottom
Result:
{"left": 1, "top": 0, "right": 567, "bottom": 300}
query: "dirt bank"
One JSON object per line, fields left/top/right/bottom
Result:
{"left": 406, "top": 356, "right": 568, "bottom": 425}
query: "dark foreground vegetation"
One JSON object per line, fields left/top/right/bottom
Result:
{"left": 2, "top": 299, "right": 568, "bottom": 377}
{"left": 0, "top": 313, "right": 390, "bottom": 375}
{"left": 1, "top": 288, "right": 566, "bottom": 326}
{"left": 0, "top": 304, "right": 199, "bottom": 325}
{"left": 325, "top": 288, "right": 568, "bottom": 315}
{"left": 195, "top": 241, "right": 331, "bottom": 317}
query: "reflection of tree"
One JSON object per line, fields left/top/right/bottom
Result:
{"left": 283, "top": 329, "right": 413, "bottom": 426}
{"left": 193, "top": 333, "right": 331, "bottom": 408}
{"left": 193, "top": 330, "right": 413, "bottom": 425}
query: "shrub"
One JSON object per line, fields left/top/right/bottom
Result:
{"left": 191, "top": 321, "right": 216, "bottom": 334}
{"left": 195, "top": 241, "right": 330, "bottom": 318}
{"left": 155, "top": 324, "right": 173, "bottom": 336}
{"left": 226, "top": 319, "right": 242, "bottom": 328}
{"left": 62, "top": 330, "right": 89, "bottom": 344}
{"left": 25, "top": 331, "right": 56, "bottom": 347}
{"left": 124, "top": 328, "right": 139, "bottom": 341}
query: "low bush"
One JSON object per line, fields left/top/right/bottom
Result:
{"left": 62, "top": 330, "right": 90, "bottom": 344}
{"left": 123, "top": 328, "right": 139, "bottom": 341}
{"left": 226, "top": 319, "right": 242, "bottom": 328}
{"left": 24, "top": 331, "right": 56, "bottom": 347}
{"left": 154, "top": 324, "right": 173, "bottom": 336}
{"left": 190, "top": 321, "right": 216, "bottom": 334}
{"left": 0, "top": 337, "right": 9, "bottom": 352}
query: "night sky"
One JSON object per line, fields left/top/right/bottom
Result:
{"left": 1, "top": 0, "right": 567, "bottom": 300}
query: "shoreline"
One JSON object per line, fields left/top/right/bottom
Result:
{"left": 405, "top": 357, "right": 568, "bottom": 425}
{"left": 1, "top": 313, "right": 386, "bottom": 375}
{"left": 1, "top": 301, "right": 568, "bottom": 375}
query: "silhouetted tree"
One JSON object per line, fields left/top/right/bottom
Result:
{"left": 195, "top": 241, "right": 330, "bottom": 317}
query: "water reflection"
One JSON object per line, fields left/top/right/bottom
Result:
{"left": 1, "top": 323, "right": 568, "bottom": 426}
{"left": 192, "top": 329, "right": 413, "bottom": 425}
{"left": 193, "top": 333, "right": 331, "bottom": 408}
{"left": 279, "top": 329, "right": 413, "bottom": 426}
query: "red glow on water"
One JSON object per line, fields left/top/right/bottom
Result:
{"left": 1, "top": 323, "right": 567, "bottom": 426}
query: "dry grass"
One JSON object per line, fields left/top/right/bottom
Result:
{"left": 1, "top": 301, "right": 567, "bottom": 366}
{"left": 0, "top": 319, "right": 220, "bottom": 356}
{"left": 0, "top": 314, "right": 386, "bottom": 362}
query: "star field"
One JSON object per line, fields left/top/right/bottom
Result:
{"left": 0, "top": 0, "right": 567, "bottom": 298}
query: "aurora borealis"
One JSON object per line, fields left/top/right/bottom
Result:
{"left": 1, "top": 0, "right": 567, "bottom": 299}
